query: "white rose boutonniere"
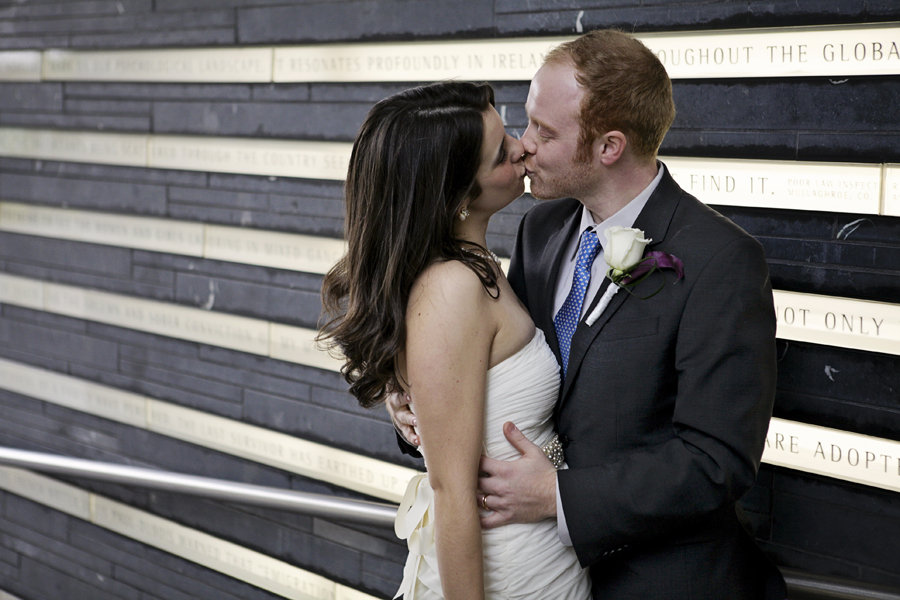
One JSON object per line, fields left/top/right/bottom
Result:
{"left": 585, "top": 226, "right": 684, "bottom": 326}
{"left": 605, "top": 226, "right": 652, "bottom": 285}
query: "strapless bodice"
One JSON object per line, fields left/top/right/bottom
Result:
{"left": 394, "top": 329, "right": 591, "bottom": 599}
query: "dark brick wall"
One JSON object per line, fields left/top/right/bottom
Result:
{"left": 1, "top": 1, "right": 899, "bottom": 598}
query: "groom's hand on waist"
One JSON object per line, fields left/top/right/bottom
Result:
{"left": 386, "top": 391, "right": 420, "bottom": 448}
{"left": 478, "top": 421, "right": 557, "bottom": 529}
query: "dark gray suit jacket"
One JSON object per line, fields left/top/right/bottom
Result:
{"left": 508, "top": 165, "right": 785, "bottom": 599}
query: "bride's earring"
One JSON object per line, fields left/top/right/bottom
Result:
{"left": 458, "top": 207, "right": 470, "bottom": 221}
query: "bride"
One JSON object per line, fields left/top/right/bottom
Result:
{"left": 318, "top": 81, "right": 590, "bottom": 599}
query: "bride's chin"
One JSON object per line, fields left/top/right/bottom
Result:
{"left": 514, "top": 180, "right": 526, "bottom": 196}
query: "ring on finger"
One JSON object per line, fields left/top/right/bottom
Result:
{"left": 481, "top": 494, "right": 489, "bottom": 511}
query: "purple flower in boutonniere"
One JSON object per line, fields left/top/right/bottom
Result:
{"left": 585, "top": 226, "right": 683, "bottom": 326}
{"left": 623, "top": 250, "right": 685, "bottom": 284}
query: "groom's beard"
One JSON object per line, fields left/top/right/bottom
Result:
{"left": 526, "top": 158, "right": 596, "bottom": 202}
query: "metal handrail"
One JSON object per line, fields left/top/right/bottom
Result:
{"left": 0, "top": 446, "right": 397, "bottom": 526}
{"left": 1, "top": 446, "right": 898, "bottom": 600}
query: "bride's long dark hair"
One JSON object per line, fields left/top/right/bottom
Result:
{"left": 318, "top": 81, "right": 500, "bottom": 408}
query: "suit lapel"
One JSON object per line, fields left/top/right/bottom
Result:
{"left": 632, "top": 166, "right": 680, "bottom": 252}
{"left": 558, "top": 276, "right": 617, "bottom": 404}
{"left": 557, "top": 165, "right": 683, "bottom": 406}
{"left": 532, "top": 205, "right": 582, "bottom": 362}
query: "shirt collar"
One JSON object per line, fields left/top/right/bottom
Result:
{"left": 573, "top": 162, "right": 665, "bottom": 257}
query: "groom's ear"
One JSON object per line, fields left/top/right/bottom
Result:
{"left": 595, "top": 130, "right": 626, "bottom": 166}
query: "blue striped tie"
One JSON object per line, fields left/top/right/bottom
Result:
{"left": 554, "top": 229, "right": 601, "bottom": 376}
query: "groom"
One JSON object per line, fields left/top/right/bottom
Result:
{"left": 392, "top": 29, "right": 785, "bottom": 599}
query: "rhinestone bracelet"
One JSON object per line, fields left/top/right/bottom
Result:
{"left": 541, "top": 435, "right": 565, "bottom": 470}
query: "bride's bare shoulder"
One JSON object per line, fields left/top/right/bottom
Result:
{"left": 408, "top": 259, "right": 490, "bottom": 312}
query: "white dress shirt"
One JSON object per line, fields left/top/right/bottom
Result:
{"left": 554, "top": 164, "right": 664, "bottom": 545}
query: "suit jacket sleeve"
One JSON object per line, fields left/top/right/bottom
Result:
{"left": 558, "top": 232, "right": 777, "bottom": 565}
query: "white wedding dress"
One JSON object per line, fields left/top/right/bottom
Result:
{"left": 394, "top": 329, "right": 592, "bottom": 599}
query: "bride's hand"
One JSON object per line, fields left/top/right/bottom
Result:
{"left": 385, "top": 391, "right": 420, "bottom": 447}
{"left": 478, "top": 421, "right": 557, "bottom": 529}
